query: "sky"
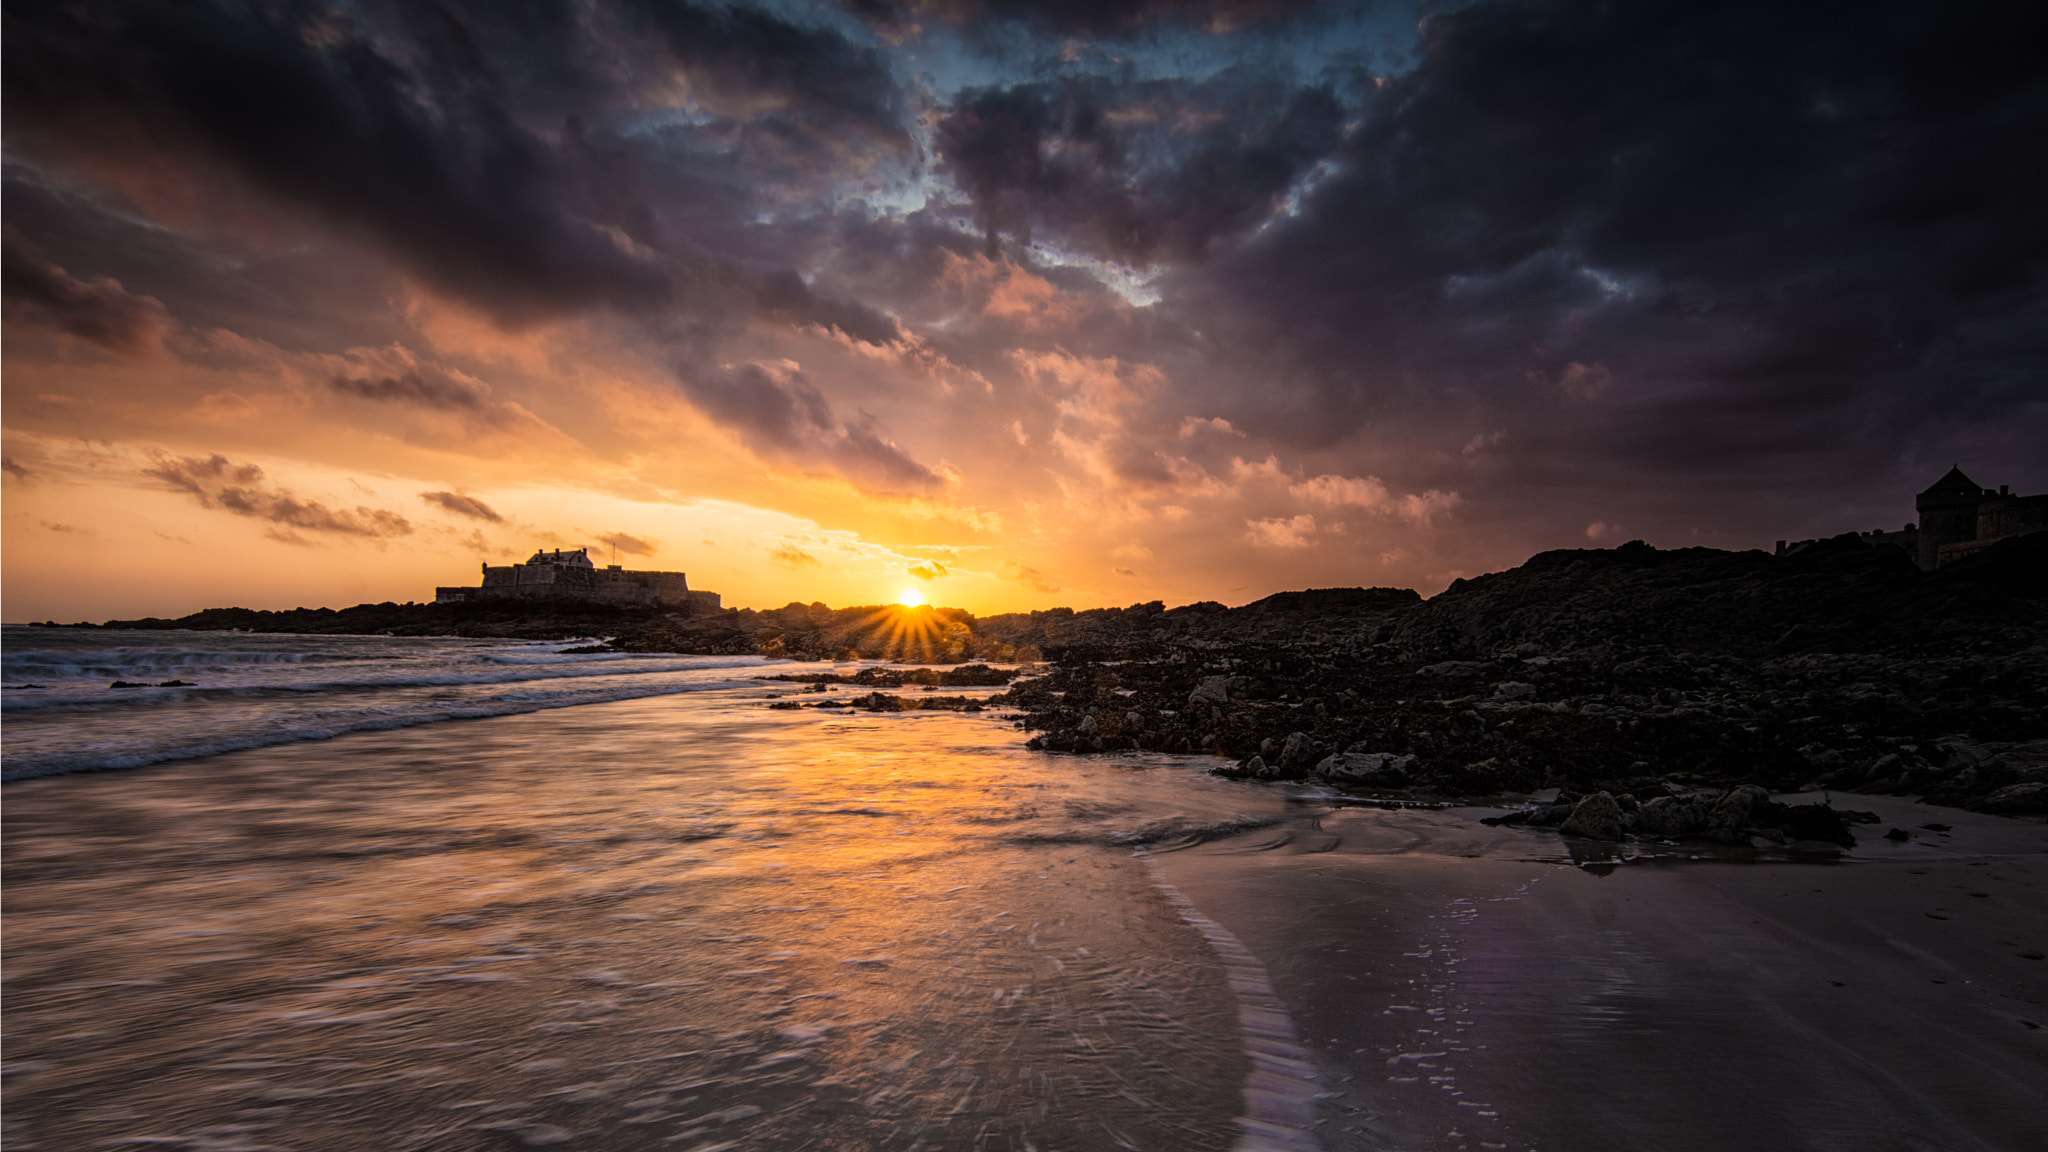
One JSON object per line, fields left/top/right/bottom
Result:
{"left": 4, "top": 0, "right": 2044, "bottom": 620}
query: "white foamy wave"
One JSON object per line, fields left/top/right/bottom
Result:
{"left": 1, "top": 676, "right": 762, "bottom": 782}
{"left": 2, "top": 648, "right": 336, "bottom": 680}
{"left": 1, "top": 628, "right": 804, "bottom": 781}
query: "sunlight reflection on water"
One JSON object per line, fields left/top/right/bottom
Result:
{"left": 3, "top": 688, "right": 1303, "bottom": 1151}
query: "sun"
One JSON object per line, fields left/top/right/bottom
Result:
{"left": 897, "top": 587, "right": 926, "bottom": 607}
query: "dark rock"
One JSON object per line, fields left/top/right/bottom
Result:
{"left": 1187, "top": 675, "right": 1232, "bottom": 706}
{"left": 1559, "top": 792, "right": 1626, "bottom": 840}
{"left": 1706, "top": 785, "right": 1771, "bottom": 841}
{"left": 1633, "top": 795, "right": 1708, "bottom": 839}
{"left": 1885, "top": 828, "right": 1914, "bottom": 842}
{"left": 1778, "top": 802, "right": 1859, "bottom": 848}
{"left": 1275, "top": 731, "right": 1328, "bottom": 777}
{"left": 1314, "top": 752, "right": 1417, "bottom": 786}
{"left": 1977, "top": 782, "right": 2048, "bottom": 815}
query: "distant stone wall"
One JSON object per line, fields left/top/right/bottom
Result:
{"left": 1929, "top": 492, "right": 2048, "bottom": 569}
{"left": 437, "top": 559, "right": 707, "bottom": 607}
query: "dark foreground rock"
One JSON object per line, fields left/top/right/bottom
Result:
{"left": 767, "top": 691, "right": 988, "bottom": 713}
{"left": 995, "top": 532, "right": 2048, "bottom": 816}
{"left": 1481, "top": 785, "right": 1871, "bottom": 849}
{"left": 756, "top": 663, "right": 1019, "bottom": 688}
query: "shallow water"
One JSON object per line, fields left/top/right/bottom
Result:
{"left": 2, "top": 684, "right": 1313, "bottom": 1152}
{"left": 0, "top": 626, "right": 795, "bottom": 780}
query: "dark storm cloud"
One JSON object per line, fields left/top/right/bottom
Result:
{"left": 145, "top": 454, "right": 414, "bottom": 539}
{"left": 2, "top": 0, "right": 670, "bottom": 319}
{"left": 1164, "top": 0, "right": 2048, "bottom": 490}
{"left": 642, "top": 1, "right": 907, "bottom": 148}
{"left": 845, "top": 0, "right": 1311, "bottom": 37}
{"left": 0, "top": 0, "right": 908, "bottom": 330}
{"left": 1, "top": 226, "right": 171, "bottom": 355}
{"left": 683, "top": 361, "right": 943, "bottom": 492}
{"left": 936, "top": 73, "right": 1344, "bottom": 261}
{"left": 421, "top": 491, "right": 504, "bottom": 522}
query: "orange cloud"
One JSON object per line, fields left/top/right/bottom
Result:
{"left": 1245, "top": 514, "right": 1317, "bottom": 548}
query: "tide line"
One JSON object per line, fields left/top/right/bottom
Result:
{"left": 1133, "top": 848, "right": 1322, "bottom": 1152}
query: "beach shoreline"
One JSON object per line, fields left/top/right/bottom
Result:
{"left": 1153, "top": 793, "right": 2048, "bottom": 1152}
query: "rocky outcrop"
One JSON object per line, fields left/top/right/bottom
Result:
{"left": 1483, "top": 786, "right": 1866, "bottom": 848}
{"left": 998, "top": 536, "right": 2047, "bottom": 815}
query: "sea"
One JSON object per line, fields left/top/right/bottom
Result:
{"left": 0, "top": 626, "right": 1325, "bottom": 1152}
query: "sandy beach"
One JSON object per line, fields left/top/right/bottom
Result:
{"left": 5, "top": 644, "right": 2045, "bottom": 1151}
{"left": 1153, "top": 793, "right": 2048, "bottom": 1152}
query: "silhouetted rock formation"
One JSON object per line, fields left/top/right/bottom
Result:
{"left": 998, "top": 535, "right": 2047, "bottom": 817}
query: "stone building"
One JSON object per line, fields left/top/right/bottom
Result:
{"left": 1914, "top": 466, "right": 2048, "bottom": 570}
{"left": 1773, "top": 466, "right": 2044, "bottom": 569}
{"left": 435, "top": 548, "right": 721, "bottom": 609}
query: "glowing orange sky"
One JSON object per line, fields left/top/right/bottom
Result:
{"left": 4, "top": 1, "right": 2043, "bottom": 622}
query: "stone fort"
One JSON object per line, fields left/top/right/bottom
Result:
{"left": 1776, "top": 466, "right": 2047, "bottom": 570}
{"left": 436, "top": 548, "right": 722, "bottom": 609}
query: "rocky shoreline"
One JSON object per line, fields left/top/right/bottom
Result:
{"left": 989, "top": 532, "right": 2048, "bottom": 823}
{"left": 72, "top": 531, "right": 2047, "bottom": 823}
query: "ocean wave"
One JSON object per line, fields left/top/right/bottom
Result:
{"left": 0, "top": 676, "right": 769, "bottom": 782}
{"left": 1, "top": 648, "right": 341, "bottom": 677}
{"left": 1, "top": 655, "right": 783, "bottom": 710}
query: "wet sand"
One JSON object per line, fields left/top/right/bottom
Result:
{"left": 1153, "top": 794, "right": 2048, "bottom": 1152}
{"left": 9, "top": 686, "right": 2047, "bottom": 1152}
{"left": 2, "top": 698, "right": 1279, "bottom": 1152}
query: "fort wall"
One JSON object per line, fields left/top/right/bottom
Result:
{"left": 435, "top": 548, "right": 719, "bottom": 609}
{"left": 1773, "top": 466, "right": 2041, "bottom": 570}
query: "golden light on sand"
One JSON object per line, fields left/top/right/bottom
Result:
{"left": 897, "top": 588, "right": 926, "bottom": 607}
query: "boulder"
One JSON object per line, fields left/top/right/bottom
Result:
{"left": 1490, "top": 681, "right": 1537, "bottom": 701}
{"left": 1187, "top": 675, "right": 1233, "bottom": 706}
{"left": 1706, "top": 784, "right": 1770, "bottom": 839}
{"left": 1978, "top": 781, "right": 2048, "bottom": 815}
{"left": 1275, "top": 731, "right": 1329, "bottom": 777}
{"left": 1559, "top": 791, "right": 1626, "bottom": 840}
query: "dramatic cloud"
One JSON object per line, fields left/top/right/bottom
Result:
{"left": 4, "top": 0, "right": 2044, "bottom": 619}
{"left": 1245, "top": 514, "right": 1316, "bottom": 548}
{"left": 849, "top": 0, "right": 1314, "bottom": 37}
{"left": 1176, "top": 0, "right": 2048, "bottom": 484}
{"left": 421, "top": 492, "right": 503, "bottom": 522}
{"left": 682, "top": 360, "right": 943, "bottom": 492}
{"left": 145, "top": 454, "right": 413, "bottom": 541}
{"left": 335, "top": 369, "right": 495, "bottom": 413}
{"left": 936, "top": 73, "right": 1343, "bottom": 260}
{"left": 2, "top": 226, "right": 171, "bottom": 355}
